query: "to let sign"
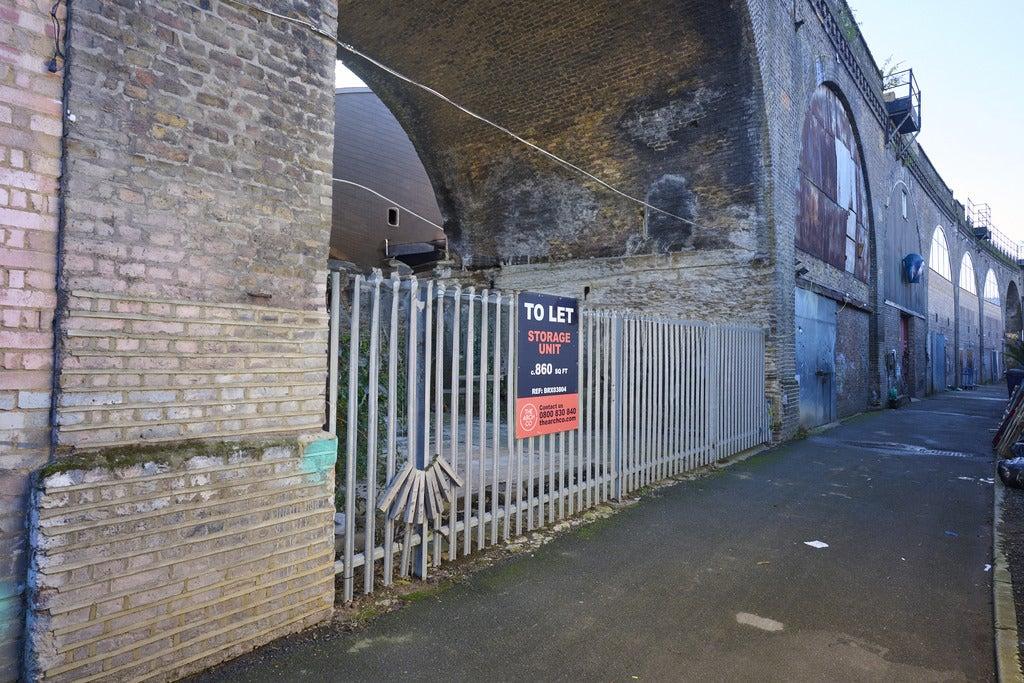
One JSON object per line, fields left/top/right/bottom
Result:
{"left": 515, "top": 291, "right": 579, "bottom": 438}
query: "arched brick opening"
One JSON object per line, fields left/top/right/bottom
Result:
{"left": 925, "top": 225, "right": 955, "bottom": 392}
{"left": 792, "top": 81, "right": 875, "bottom": 423}
{"left": 957, "top": 251, "right": 981, "bottom": 386}
{"left": 983, "top": 267, "right": 1004, "bottom": 382}
{"left": 795, "top": 82, "right": 872, "bottom": 280}
{"left": 884, "top": 181, "right": 924, "bottom": 314}
{"left": 1007, "top": 280, "right": 1023, "bottom": 343}
{"left": 336, "top": 0, "right": 769, "bottom": 270}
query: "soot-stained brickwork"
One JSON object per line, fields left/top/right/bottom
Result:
{"left": 40, "top": 0, "right": 1021, "bottom": 468}
{"left": 2, "top": 0, "right": 1022, "bottom": 678}
{"left": 749, "top": 0, "right": 1020, "bottom": 427}
{"left": 337, "top": 0, "right": 769, "bottom": 270}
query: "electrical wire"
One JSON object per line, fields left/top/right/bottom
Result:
{"left": 48, "top": 0, "right": 65, "bottom": 72}
{"left": 217, "top": 0, "right": 725, "bottom": 233}
{"left": 333, "top": 177, "right": 444, "bottom": 231}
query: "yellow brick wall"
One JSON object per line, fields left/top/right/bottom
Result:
{"left": 24, "top": 434, "right": 337, "bottom": 682}
{"left": 0, "top": 0, "right": 64, "bottom": 675}
{"left": 57, "top": 292, "right": 328, "bottom": 450}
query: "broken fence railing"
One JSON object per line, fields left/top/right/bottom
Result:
{"left": 327, "top": 271, "right": 771, "bottom": 602}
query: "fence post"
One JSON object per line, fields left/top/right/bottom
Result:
{"left": 327, "top": 271, "right": 340, "bottom": 436}
{"left": 611, "top": 313, "right": 624, "bottom": 500}
{"left": 709, "top": 325, "right": 720, "bottom": 462}
{"left": 342, "top": 275, "right": 362, "bottom": 603}
{"left": 414, "top": 283, "right": 429, "bottom": 579}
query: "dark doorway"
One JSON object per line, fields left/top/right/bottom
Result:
{"left": 929, "top": 331, "right": 947, "bottom": 393}
{"left": 899, "top": 313, "right": 913, "bottom": 397}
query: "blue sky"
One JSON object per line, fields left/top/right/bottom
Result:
{"left": 849, "top": 0, "right": 1024, "bottom": 240}
{"left": 337, "top": 2, "right": 1023, "bottom": 238}
{"left": 335, "top": 62, "right": 365, "bottom": 89}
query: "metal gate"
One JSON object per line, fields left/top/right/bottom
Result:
{"left": 929, "top": 331, "right": 946, "bottom": 392}
{"left": 795, "top": 287, "right": 836, "bottom": 428}
{"left": 327, "top": 272, "right": 771, "bottom": 602}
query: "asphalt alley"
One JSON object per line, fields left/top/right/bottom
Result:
{"left": 196, "top": 385, "right": 1003, "bottom": 682}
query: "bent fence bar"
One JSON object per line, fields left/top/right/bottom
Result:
{"left": 328, "top": 271, "right": 770, "bottom": 601}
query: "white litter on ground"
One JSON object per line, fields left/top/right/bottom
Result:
{"left": 736, "top": 612, "right": 784, "bottom": 632}
{"left": 804, "top": 540, "right": 829, "bottom": 549}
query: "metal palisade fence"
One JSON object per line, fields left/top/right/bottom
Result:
{"left": 327, "top": 271, "right": 770, "bottom": 602}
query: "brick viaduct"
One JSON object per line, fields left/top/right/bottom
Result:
{"left": 0, "top": 0, "right": 1019, "bottom": 678}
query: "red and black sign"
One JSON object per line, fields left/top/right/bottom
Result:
{"left": 515, "top": 291, "right": 579, "bottom": 438}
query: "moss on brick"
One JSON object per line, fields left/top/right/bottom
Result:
{"left": 40, "top": 438, "right": 297, "bottom": 478}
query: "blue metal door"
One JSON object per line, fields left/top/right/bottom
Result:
{"left": 960, "top": 349, "right": 975, "bottom": 388}
{"left": 795, "top": 288, "right": 837, "bottom": 428}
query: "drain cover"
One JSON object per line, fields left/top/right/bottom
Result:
{"left": 812, "top": 437, "right": 984, "bottom": 460}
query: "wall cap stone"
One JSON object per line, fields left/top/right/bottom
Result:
{"left": 40, "top": 431, "right": 334, "bottom": 490}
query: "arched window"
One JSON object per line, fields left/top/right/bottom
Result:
{"left": 960, "top": 253, "right": 977, "bottom": 295}
{"left": 796, "top": 85, "right": 868, "bottom": 280}
{"left": 929, "top": 227, "right": 951, "bottom": 280}
{"left": 984, "top": 269, "right": 1000, "bottom": 304}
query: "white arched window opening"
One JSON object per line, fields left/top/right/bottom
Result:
{"left": 960, "top": 253, "right": 977, "bottom": 295}
{"left": 929, "top": 227, "right": 951, "bottom": 280}
{"left": 984, "top": 269, "right": 1000, "bottom": 304}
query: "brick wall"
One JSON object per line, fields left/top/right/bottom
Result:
{"left": 835, "top": 308, "right": 871, "bottom": 415}
{"left": 58, "top": 0, "right": 335, "bottom": 312}
{"left": 15, "top": 0, "right": 341, "bottom": 678}
{"left": 57, "top": 292, "right": 327, "bottom": 450}
{"left": 24, "top": 435, "right": 337, "bottom": 681}
{"left": 489, "top": 249, "right": 775, "bottom": 322}
{"left": 926, "top": 273, "right": 955, "bottom": 390}
{"left": 47, "top": 0, "right": 340, "bottom": 445}
{"left": 0, "top": 0, "right": 64, "bottom": 676}
{"left": 338, "top": 0, "right": 768, "bottom": 270}
{"left": 749, "top": 0, "right": 1021, "bottom": 424}
{"left": 50, "top": 0, "right": 337, "bottom": 445}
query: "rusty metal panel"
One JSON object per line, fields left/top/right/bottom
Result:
{"left": 795, "top": 287, "right": 837, "bottom": 428}
{"left": 797, "top": 86, "right": 868, "bottom": 280}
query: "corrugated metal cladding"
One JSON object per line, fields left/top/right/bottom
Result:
{"left": 796, "top": 85, "right": 868, "bottom": 281}
{"left": 331, "top": 87, "right": 444, "bottom": 268}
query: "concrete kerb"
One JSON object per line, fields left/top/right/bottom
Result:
{"left": 994, "top": 478, "right": 1024, "bottom": 682}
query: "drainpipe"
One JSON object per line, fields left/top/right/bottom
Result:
{"left": 47, "top": 0, "right": 73, "bottom": 462}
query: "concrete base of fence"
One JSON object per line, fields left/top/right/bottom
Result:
{"left": 23, "top": 433, "right": 337, "bottom": 682}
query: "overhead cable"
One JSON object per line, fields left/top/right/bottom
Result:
{"left": 218, "top": 0, "right": 727, "bottom": 233}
